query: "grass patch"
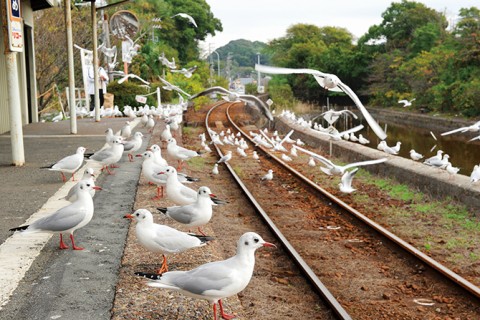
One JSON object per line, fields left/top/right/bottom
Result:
{"left": 233, "top": 166, "right": 244, "bottom": 178}
{"left": 187, "top": 156, "right": 206, "bottom": 170}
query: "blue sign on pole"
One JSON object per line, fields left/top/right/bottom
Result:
{"left": 11, "top": 0, "right": 20, "bottom": 18}
{"left": 5, "top": 0, "right": 23, "bottom": 52}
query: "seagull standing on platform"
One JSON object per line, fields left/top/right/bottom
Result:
{"left": 409, "top": 149, "right": 424, "bottom": 161}
{"left": 122, "top": 132, "right": 143, "bottom": 161}
{"left": 42, "top": 146, "right": 86, "bottom": 182}
{"left": 135, "top": 232, "right": 275, "bottom": 320}
{"left": 261, "top": 169, "right": 273, "bottom": 181}
{"left": 87, "top": 138, "right": 124, "bottom": 174}
{"left": 64, "top": 168, "right": 96, "bottom": 202}
{"left": 125, "top": 209, "right": 213, "bottom": 274}
{"left": 166, "top": 138, "right": 200, "bottom": 170}
{"left": 146, "top": 115, "right": 155, "bottom": 133}
{"left": 10, "top": 182, "right": 101, "bottom": 250}
{"left": 121, "top": 121, "right": 132, "bottom": 139}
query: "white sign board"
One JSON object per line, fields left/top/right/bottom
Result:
{"left": 135, "top": 95, "right": 147, "bottom": 104}
{"left": 5, "top": 0, "right": 23, "bottom": 52}
{"left": 266, "top": 99, "right": 273, "bottom": 106}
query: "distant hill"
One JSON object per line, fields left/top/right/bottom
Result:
{"left": 207, "top": 39, "right": 271, "bottom": 78}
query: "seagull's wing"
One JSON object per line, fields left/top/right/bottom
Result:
{"left": 312, "top": 75, "right": 343, "bottom": 92}
{"left": 340, "top": 109, "right": 358, "bottom": 119}
{"left": 335, "top": 81, "right": 386, "bottom": 140}
{"left": 440, "top": 126, "right": 469, "bottom": 136}
{"left": 398, "top": 100, "right": 408, "bottom": 104}
{"left": 294, "top": 146, "right": 334, "bottom": 168}
{"left": 278, "top": 129, "right": 294, "bottom": 146}
{"left": 255, "top": 64, "right": 327, "bottom": 78}
{"left": 342, "top": 158, "right": 388, "bottom": 171}
{"left": 238, "top": 94, "right": 274, "bottom": 121}
{"left": 338, "top": 124, "right": 364, "bottom": 136}
{"left": 189, "top": 86, "right": 231, "bottom": 100}
{"left": 158, "top": 77, "right": 191, "bottom": 98}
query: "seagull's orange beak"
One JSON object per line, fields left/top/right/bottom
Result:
{"left": 158, "top": 172, "right": 165, "bottom": 175}
{"left": 124, "top": 214, "right": 134, "bottom": 219}
{"left": 209, "top": 193, "right": 216, "bottom": 198}
{"left": 135, "top": 154, "right": 143, "bottom": 158}
{"left": 93, "top": 186, "right": 102, "bottom": 191}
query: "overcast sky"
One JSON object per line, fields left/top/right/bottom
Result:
{"left": 200, "top": 0, "right": 478, "bottom": 53}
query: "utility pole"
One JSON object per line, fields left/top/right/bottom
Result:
{"left": 65, "top": 0, "right": 76, "bottom": 133}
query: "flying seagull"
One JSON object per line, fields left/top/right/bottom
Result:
{"left": 172, "top": 13, "right": 197, "bottom": 28}
{"left": 398, "top": 98, "right": 416, "bottom": 107}
{"left": 255, "top": 64, "right": 387, "bottom": 140}
{"left": 118, "top": 74, "right": 150, "bottom": 86}
{"left": 158, "top": 76, "right": 191, "bottom": 98}
{"left": 190, "top": 86, "right": 273, "bottom": 121}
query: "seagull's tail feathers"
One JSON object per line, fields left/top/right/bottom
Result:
{"left": 185, "top": 175, "right": 199, "bottom": 182}
{"left": 40, "top": 164, "right": 54, "bottom": 169}
{"left": 134, "top": 272, "right": 162, "bottom": 280}
{"left": 84, "top": 152, "right": 94, "bottom": 158}
{"left": 188, "top": 234, "right": 214, "bottom": 243}
{"left": 156, "top": 207, "right": 168, "bottom": 214}
{"left": 10, "top": 225, "right": 29, "bottom": 232}
{"left": 319, "top": 167, "right": 333, "bottom": 175}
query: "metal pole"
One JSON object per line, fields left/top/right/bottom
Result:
{"left": 212, "top": 51, "right": 220, "bottom": 77}
{"left": 6, "top": 53, "right": 25, "bottom": 166}
{"left": 65, "top": 0, "right": 77, "bottom": 133}
{"left": 91, "top": 1, "right": 101, "bottom": 121}
{"left": 156, "top": 87, "right": 161, "bottom": 108}
{"left": 257, "top": 53, "right": 261, "bottom": 92}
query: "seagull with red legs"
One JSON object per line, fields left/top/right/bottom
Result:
{"left": 125, "top": 209, "right": 213, "bottom": 274}
{"left": 9, "top": 181, "right": 101, "bottom": 250}
{"left": 166, "top": 137, "right": 199, "bottom": 170}
{"left": 122, "top": 131, "right": 144, "bottom": 162}
{"left": 135, "top": 232, "right": 276, "bottom": 320}
{"left": 87, "top": 138, "right": 124, "bottom": 174}
{"left": 42, "top": 146, "right": 86, "bottom": 182}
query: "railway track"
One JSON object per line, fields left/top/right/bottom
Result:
{"left": 205, "top": 101, "right": 480, "bottom": 319}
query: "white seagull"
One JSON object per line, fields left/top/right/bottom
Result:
{"left": 212, "top": 163, "right": 219, "bottom": 175}
{"left": 171, "top": 13, "right": 198, "bottom": 28}
{"left": 158, "top": 52, "right": 177, "bottom": 69}
{"left": 125, "top": 209, "right": 213, "bottom": 274}
{"left": 409, "top": 149, "right": 424, "bottom": 161}
{"left": 358, "top": 134, "right": 370, "bottom": 145}
{"left": 87, "top": 138, "right": 124, "bottom": 174}
{"left": 135, "top": 232, "right": 275, "bottom": 320}
{"left": 166, "top": 138, "right": 200, "bottom": 170}
{"left": 441, "top": 120, "right": 480, "bottom": 137}
{"left": 398, "top": 98, "right": 416, "bottom": 107}
{"left": 122, "top": 132, "right": 144, "bottom": 161}
{"left": 117, "top": 73, "right": 150, "bottom": 86}
{"left": 170, "top": 66, "right": 197, "bottom": 78}
{"left": 261, "top": 169, "right": 273, "bottom": 181}
{"left": 470, "top": 165, "right": 480, "bottom": 183}
{"left": 255, "top": 64, "right": 387, "bottom": 140}
{"left": 120, "top": 121, "right": 132, "bottom": 139}
{"left": 217, "top": 151, "right": 232, "bottom": 164}
{"left": 42, "top": 146, "right": 86, "bottom": 182}
{"left": 157, "top": 186, "right": 216, "bottom": 235}
{"left": 158, "top": 76, "right": 191, "bottom": 98}
{"left": 10, "top": 181, "right": 101, "bottom": 250}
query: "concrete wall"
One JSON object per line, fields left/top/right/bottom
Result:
{"left": 274, "top": 116, "right": 480, "bottom": 214}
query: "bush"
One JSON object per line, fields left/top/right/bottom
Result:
{"left": 107, "top": 81, "right": 156, "bottom": 112}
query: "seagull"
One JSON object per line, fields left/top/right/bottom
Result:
{"left": 425, "top": 153, "right": 450, "bottom": 168}
{"left": 261, "top": 169, "right": 273, "bottom": 181}
{"left": 217, "top": 151, "right": 232, "bottom": 164}
{"left": 149, "top": 144, "right": 168, "bottom": 167}
{"left": 470, "top": 165, "right": 480, "bottom": 183}
{"left": 391, "top": 141, "right": 402, "bottom": 153}
{"left": 146, "top": 115, "right": 155, "bottom": 133}
{"left": 158, "top": 76, "right": 191, "bottom": 98}
{"left": 295, "top": 145, "right": 387, "bottom": 176}
{"left": 161, "top": 124, "right": 173, "bottom": 144}
{"left": 398, "top": 98, "right": 416, "bottom": 107}
{"left": 157, "top": 186, "right": 216, "bottom": 236}
{"left": 318, "top": 125, "right": 364, "bottom": 141}
{"left": 166, "top": 138, "right": 199, "bottom": 170}
{"left": 190, "top": 86, "right": 274, "bottom": 121}
{"left": 161, "top": 166, "right": 226, "bottom": 206}
{"left": 252, "top": 151, "right": 260, "bottom": 161}
{"left": 125, "top": 209, "right": 213, "bottom": 274}
{"left": 409, "top": 149, "right": 424, "bottom": 161}
{"left": 158, "top": 52, "right": 176, "bottom": 69}
{"left": 135, "top": 232, "right": 275, "bottom": 320}
{"left": 10, "top": 181, "right": 101, "bottom": 250}
{"left": 170, "top": 66, "right": 197, "bottom": 78}
{"left": 87, "top": 138, "right": 124, "bottom": 174}
{"left": 171, "top": 13, "right": 198, "bottom": 28}
{"left": 212, "top": 163, "right": 219, "bottom": 175}
{"left": 255, "top": 64, "right": 387, "bottom": 140}
{"left": 122, "top": 132, "right": 144, "bottom": 161}
{"left": 423, "top": 150, "right": 444, "bottom": 166}
{"left": 64, "top": 168, "right": 96, "bottom": 202}
{"left": 41, "top": 146, "right": 86, "bottom": 182}
{"left": 117, "top": 73, "right": 150, "bottom": 86}
{"left": 281, "top": 154, "right": 293, "bottom": 162}
{"left": 236, "top": 147, "right": 247, "bottom": 158}
{"left": 120, "top": 121, "right": 132, "bottom": 139}
{"left": 380, "top": 141, "right": 398, "bottom": 155}
{"left": 358, "top": 134, "right": 370, "bottom": 145}
{"left": 339, "top": 168, "right": 359, "bottom": 193}
{"left": 445, "top": 163, "right": 460, "bottom": 176}
{"left": 308, "top": 157, "right": 316, "bottom": 167}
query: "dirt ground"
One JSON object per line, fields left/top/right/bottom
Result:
{"left": 111, "top": 103, "right": 480, "bottom": 319}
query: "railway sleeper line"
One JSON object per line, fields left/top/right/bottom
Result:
{"left": 203, "top": 101, "right": 480, "bottom": 319}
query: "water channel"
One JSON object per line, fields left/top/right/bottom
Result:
{"left": 315, "top": 115, "right": 480, "bottom": 176}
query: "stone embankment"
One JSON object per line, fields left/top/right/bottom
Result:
{"left": 274, "top": 116, "right": 480, "bottom": 214}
